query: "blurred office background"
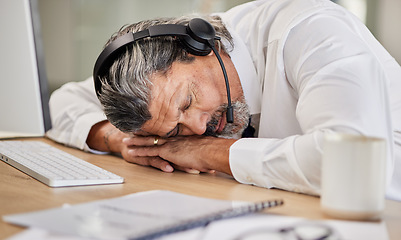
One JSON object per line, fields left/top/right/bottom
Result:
{"left": 37, "top": 0, "right": 401, "bottom": 93}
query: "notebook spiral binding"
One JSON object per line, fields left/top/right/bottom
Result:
{"left": 130, "top": 199, "right": 284, "bottom": 240}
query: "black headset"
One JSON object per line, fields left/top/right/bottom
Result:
{"left": 93, "top": 18, "right": 234, "bottom": 123}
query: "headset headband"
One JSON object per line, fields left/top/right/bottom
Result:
{"left": 93, "top": 18, "right": 217, "bottom": 96}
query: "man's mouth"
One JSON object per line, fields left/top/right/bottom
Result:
{"left": 203, "top": 109, "right": 228, "bottom": 137}
{"left": 216, "top": 111, "right": 226, "bottom": 134}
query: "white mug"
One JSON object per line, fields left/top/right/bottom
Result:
{"left": 321, "top": 133, "right": 387, "bottom": 220}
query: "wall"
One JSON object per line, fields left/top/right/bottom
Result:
{"left": 38, "top": 0, "right": 251, "bottom": 92}
{"left": 376, "top": 0, "right": 401, "bottom": 65}
{"left": 38, "top": 0, "right": 401, "bottom": 92}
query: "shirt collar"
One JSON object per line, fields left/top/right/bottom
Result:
{"left": 223, "top": 26, "right": 262, "bottom": 115}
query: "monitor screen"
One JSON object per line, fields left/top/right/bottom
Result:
{"left": 0, "top": 0, "right": 51, "bottom": 138}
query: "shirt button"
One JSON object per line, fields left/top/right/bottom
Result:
{"left": 246, "top": 176, "right": 253, "bottom": 182}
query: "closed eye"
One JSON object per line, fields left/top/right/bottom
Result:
{"left": 166, "top": 124, "right": 180, "bottom": 138}
{"left": 183, "top": 94, "right": 192, "bottom": 111}
{"left": 166, "top": 94, "right": 191, "bottom": 138}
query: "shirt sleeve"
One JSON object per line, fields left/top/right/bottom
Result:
{"left": 229, "top": 11, "right": 394, "bottom": 196}
{"left": 45, "top": 77, "right": 108, "bottom": 151}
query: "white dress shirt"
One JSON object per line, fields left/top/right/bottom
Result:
{"left": 221, "top": 0, "right": 401, "bottom": 201}
{"left": 47, "top": 0, "right": 401, "bottom": 201}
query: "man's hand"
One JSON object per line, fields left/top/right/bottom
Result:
{"left": 87, "top": 121, "right": 237, "bottom": 174}
{"left": 123, "top": 135, "right": 237, "bottom": 175}
{"left": 120, "top": 135, "right": 176, "bottom": 173}
{"left": 86, "top": 121, "right": 208, "bottom": 173}
{"left": 87, "top": 121, "right": 175, "bottom": 172}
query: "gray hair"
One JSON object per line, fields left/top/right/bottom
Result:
{"left": 98, "top": 15, "right": 234, "bottom": 133}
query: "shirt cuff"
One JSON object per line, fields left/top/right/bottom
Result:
{"left": 229, "top": 138, "right": 274, "bottom": 187}
{"left": 229, "top": 137, "right": 321, "bottom": 196}
{"left": 46, "top": 111, "right": 107, "bottom": 151}
{"left": 73, "top": 112, "right": 108, "bottom": 152}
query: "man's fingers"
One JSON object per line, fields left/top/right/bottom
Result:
{"left": 127, "top": 147, "right": 159, "bottom": 157}
{"left": 172, "top": 164, "right": 201, "bottom": 174}
{"left": 123, "top": 136, "right": 167, "bottom": 146}
{"left": 149, "top": 157, "right": 174, "bottom": 172}
{"left": 124, "top": 155, "right": 174, "bottom": 173}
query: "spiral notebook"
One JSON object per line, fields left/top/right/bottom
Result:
{"left": 3, "top": 190, "right": 284, "bottom": 240}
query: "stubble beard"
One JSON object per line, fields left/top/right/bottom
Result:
{"left": 203, "top": 96, "right": 250, "bottom": 139}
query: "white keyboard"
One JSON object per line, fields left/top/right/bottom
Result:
{"left": 0, "top": 140, "right": 124, "bottom": 187}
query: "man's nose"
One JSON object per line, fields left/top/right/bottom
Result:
{"left": 181, "top": 111, "right": 210, "bottom": 135}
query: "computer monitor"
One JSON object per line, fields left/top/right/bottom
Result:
{"left": 0, "top": 0, "right": 51, "bottom": 138}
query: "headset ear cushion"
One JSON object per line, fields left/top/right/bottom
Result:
{"left": 181, "top": 18, "right": 216, "bottom": 56}
{"left": 180, "top": 36, "right": 211, "bottom": 56}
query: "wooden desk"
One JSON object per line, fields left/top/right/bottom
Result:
{"left": 1, "top": 138, "right": 400, "bottom": 239}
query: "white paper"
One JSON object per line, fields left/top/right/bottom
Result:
{"left": 3, "top": 190, "right": 246, "bottom": 240}
{"left": 7, "top": 215, "right": 388, "bottom": 240}
{"left": 161, "top": 214, "right": 389, "bottom": 240}
{"left": 4, "top": 190, "right": 388, "bottom": 240}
